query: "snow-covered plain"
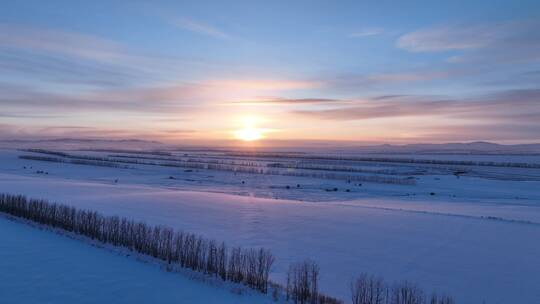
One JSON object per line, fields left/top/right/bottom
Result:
{"left": 0, "top": 216, "right": 278, "bottom": 304}
{"left": 1, "top": 148, "right": 540, "bottom": 303}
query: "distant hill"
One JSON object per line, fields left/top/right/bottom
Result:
{"left": 346, "top": 141, "right": 540, "bottom": 154}
{"left": 225, "top": 140, "right": 540, "bottom": 154}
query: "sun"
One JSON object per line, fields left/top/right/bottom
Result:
{"left": 235, "top": 128, "right": 264, "bottom": 141}
{"left": 234, "top": 116, "right": 266, "bottom": 141}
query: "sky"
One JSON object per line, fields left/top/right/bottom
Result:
{"left": 1, "top": 0, "right": 539, "bottom": 145}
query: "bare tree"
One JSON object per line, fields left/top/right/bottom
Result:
{"left": 286, "top": 259, "right": 320, "bottom": 304}
{"left": 390, "top": 281, "right": 424, "bottom": 304}
{"left": 429, "top": 293, "right": 455, "bottom": 304}
{"left": 351, "top": 273, "right": 387, "bottom": 304}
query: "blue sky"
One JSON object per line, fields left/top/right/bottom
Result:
{"left": 1, "top": 0, "right": 539, "bottom": 144}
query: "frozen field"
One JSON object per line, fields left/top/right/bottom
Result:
{"left": 1, "top": 148, "right": 540, "bottom": 303}
{"left": 0, "top": 216, "right": 277, "bottom": 304}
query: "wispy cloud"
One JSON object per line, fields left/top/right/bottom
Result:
{"left": 171, "top": 18, "right": 232, "bottom": 40}
{"left": 0, "top": 112, "right": 63, "bottom": 119}
{"left": 397, "top": 24, "right": 497, "bottom": 52}
{"left": 295, "top": 98, "right": 453, "bottom": 120}
{"left": 0, "top": 24, "right": 140, "bottom": 87}
{"left": 229, "top": 97, "right": 343, "bottom": 106}
{"left": 319, "top": 69, "right": 462, "bottom": 91}
{"left": 348, "top": 28, "right": 383, "bottom": 38}
{"left": 371, "top": 95, "right": 409, "bottom": 100}
{"left": 410, "top": 123, "right": 540, "bottom": 142}
{"left": 0, "top": 82, "right": 201, "bottom": 113}
{"left": 0, "top": 50, "right": 143, "bottom": 87}
{"left": 294, "top": 89, "right": 540, "bottom": 121}
{"left": 0, "top": 24, "right": 124, "bottom": 61}
{"left": 289, "top": 89, "right": 540, "bottom": 142}
{"left": 0, "top": 24, "right": 207, "bottom": 87}
{"left": 0, "top": 76, "right": 324, "bottom": 114}
{"left": 397, "top": 20, "right": 540, "bottom": 64}
{"left": 0, "top": 124, "right": 196, "bottom": 141}
{"left": 206, "top": 79, "right": 322, "bottom": 90}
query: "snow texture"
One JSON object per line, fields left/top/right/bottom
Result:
{"left": 1, "top": 148, "right": 540, "bottom": 303}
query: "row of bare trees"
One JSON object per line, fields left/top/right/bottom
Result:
{"left": 110, "top": 156, "right": 416, "bottom": 185}
{"left": 19, "top": 155, "right": 129, "bottom": 169}
{"left": 275, "top": 169, "right": 415, "bottom": 185}
{"left": 228, "top": 152, "right": 540, "bottom": 169}
{"left": 109, "top": 153, "right": 264, "bottom": 168}
{"left": 23, "top": 148, "right": 171, "bottom": 157}
{"left": 21, "top": 151, "right": 415, "bottom": 185}
{"left": 351, "top": 273, "right": 454, "bottom": 304}
{"left": 0, "top": 193, "right": 273, "bottom": 293}
{"left": 267, "top": 162, "right": 418, "bottom": 176}
{"left": 0, "top": 193, "right": 456, "bottom": 304}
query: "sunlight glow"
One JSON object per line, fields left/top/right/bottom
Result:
{"left": 235, "top": 128, "right": 264, "bottom": 141}
{"left": 234, "top": 116, "right": 266, "bottom": 141}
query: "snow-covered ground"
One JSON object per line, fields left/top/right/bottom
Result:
{"left": 0, "top": 216, "right": 278, "bottom": 304}
{"left": 1, "top": 147, "right": 540, "bottom": 303}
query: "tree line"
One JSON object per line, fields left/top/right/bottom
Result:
{"left": 19, "top": 155, "right": 129, "bottom": 169}
{"left": 350, "top": 273, "right": 455, "bottom": 304}
{"left": 21, "top": 150, "right": 415, "bottom": 185}
{"left": 0, "top": 193, "right": 458, "bottom": 304}
{"left": 267, "top": 162, "right": 418, "bottom": 176}
{"left": 0, "top": 193, "right": 275, "bottom": 294}
{"left": 228, "top": 152, "right": 540, "bottom": 169}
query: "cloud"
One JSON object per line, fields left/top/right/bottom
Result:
{"left": 295, "top": 98, "right": 454, "bottom": 120}
{"left": 0, "top": 24, "right": 144, "bottom": 87}
{"left": 294, "top": 89, "right": 540, "bottom": 121}
{"left": 0, "top": 50, "right": 143, "bottom": 87}
{"left": 348, "top": 28, "right": 383, "bottom": 38}
{"left": 481, "top": 69, "right": 540, "bottom": 87}
{"left": 397, "top": 24, "right": 497, "bottom": 52}
{"left": 0, "top": 24, "right": 124, "bottom": 61}
{"left": 291, "top": 89, "right": 540, "bottom": 142}
{"left": 95, "top": 79, "right": 322, "bottom": 107}
{"left": 0, "top": 123, "right": 197, "bottom": 141}
{"left": 411, "top": 123, "right": 540, "bottom": 142}
{"left": 161, "top": 129, "right": 197, "bottom": 134}
{"left": 171, "top": 18, "right": 232, "bottom": 40}
{"left": 230, "top": 97, "right": 343, "bottom": 105}
{"left": 0, "top": 24, "right": 206, "bottom": 87}
{"left": 0, "top": 82, "right": 201, "bottom": 113}
{"left": 206, "top": 79, "right": 322, "bottom": 90}
{"left": 38, "top": 126, "right": 93, "bottom": 132}
{"left": 0, "top": 76, "right": 324, "bottom": 114}
{"left": 0, "top": 112, "right": 63, "bottom": 119}
{"left": 371, "top": 95, "right": 409, "bottom": 100}
{"left": 365, "top": 71, "right": 450, "bottom": 82}
{"left": 320, "top": 69, "right": 463, "bottom": 91}
{"left": 397, "top": 20, "right": 540, "bottom": 64}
